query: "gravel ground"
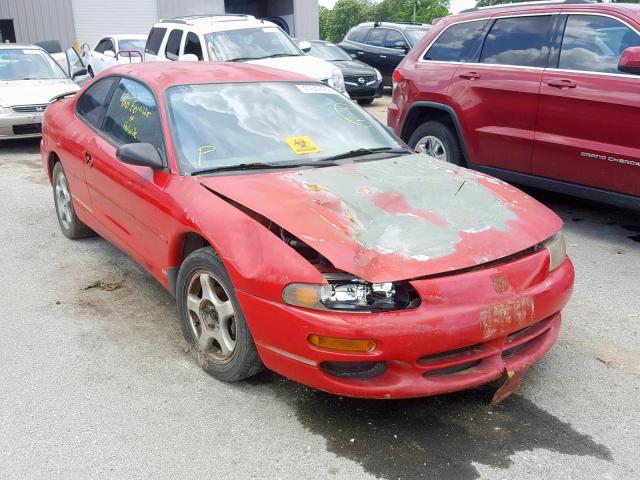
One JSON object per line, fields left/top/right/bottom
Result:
{"left": 1, "top": 97, "right": 638, "bottom": 479}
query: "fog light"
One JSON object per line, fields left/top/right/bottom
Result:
{"left": 308, "top": 334, "right": 375, "bottom": 352}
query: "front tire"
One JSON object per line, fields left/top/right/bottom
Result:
{"left": 176, "top": 247, "right": 263, "bottom": 382}
{"left": 357, "top": 98, "right": 374, "bottom": 105}
{"left": 52, "top": 162, "right": 94, "bottom": 239}
{"left": 408, "top": 120, "right": 464, "bottom": 166}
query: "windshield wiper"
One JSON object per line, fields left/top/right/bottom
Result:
{"left": 319, "top": 147, "right": 409, "bottom": 162}
{"left": 228, "top": 56, "right": 260, "bottom": 62}
{"left": 191, "top": 161, "right": 321, "bottom": 176}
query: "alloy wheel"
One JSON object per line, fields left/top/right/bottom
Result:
{"left": 55, "top": 172, "right": 73, "bottom": 230}
{"left": 415, "top": 135, "right": 448, "bottom": 162}
{"left": 186, "top": 271, "right": 237, "bottom": 363}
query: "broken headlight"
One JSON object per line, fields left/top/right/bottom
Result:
{"left": 283, "top": 274, "right": 420, "bottom": 312}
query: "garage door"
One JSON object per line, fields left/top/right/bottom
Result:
{"left": 72, "top": 0, "right": 158, "bottom": 48}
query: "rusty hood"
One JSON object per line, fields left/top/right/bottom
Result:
{"left": 198, "top": 155, "right": 562, "bottom": 283}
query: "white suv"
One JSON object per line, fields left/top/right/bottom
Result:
{"left": 144, "top": 14, "right": 347, "bottom": 95}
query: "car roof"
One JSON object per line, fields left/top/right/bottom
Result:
{"left": 0, "top": 43, "right": 44, "bottom": 50}
{"left": 353, "top": 22, "right": 430, "bottom": 30}
{"left": 450, "top": 0, "right": 640, "bottom": 22}
{"left": 102, "top": 61, "right": 316, "bottom": 92}
{"left": 156, "top": 14, "right": 275, "bottom": 34}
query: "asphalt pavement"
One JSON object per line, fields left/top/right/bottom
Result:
{"left": 1, "top": 96, "right": 638, "bottom": 479}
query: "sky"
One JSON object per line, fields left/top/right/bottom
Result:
{"left": 318, "top": 0, "right": 476, "bottom": 15}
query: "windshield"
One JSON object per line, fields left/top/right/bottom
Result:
{"left": 166, "top": 82, "right": 403, "bottom": 174}
{"left": 0, "top": 48, "right": 68, "bottom": 81}
{"left": 405, "top": 28, "right": 429, "bottom": 46}
{"left": 119, "top": 39, "right": 145, "bottom": 52}
{"left": 308, "top": 42, "right": 352, "bottom": 61}
{"left": 204, "top": 27, "right": 302, "bottom": 61}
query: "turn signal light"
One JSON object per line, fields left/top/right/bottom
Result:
{"left": 308, "top": 334, "right": 376, "bottom": 352}
{"left": 392, "top": 68, "right": 404, "bottom": 84}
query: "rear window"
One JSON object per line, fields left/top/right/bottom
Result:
{"left": 424, "top": 20, "right": 489, "bottom": 62}
{"left": 347, "top": 28, "right": 368, "bottom": 43}
{"left": 76, "top": 77, "right": 116, "bottom": 128}
{"left": 480, "top": 16, "right": 553, "bottom": 67}
{"left": 145, "top": 27, "right": 166, "bottom": 55}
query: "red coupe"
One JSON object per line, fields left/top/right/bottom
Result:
{"left": 41, "top": 63, "right": 574, "bottom": 401}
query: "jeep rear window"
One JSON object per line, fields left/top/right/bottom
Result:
{"left": 145, "top": 27, "right": 166, "bottom": 55}
{"left": 424, "top": 20, "right": 489, "bottom": 62}
{"left": 348, "top": 28, "right": 368, "bottom": 43}
{"left": 480, "top": 16, "right": 553, "bottom": 68}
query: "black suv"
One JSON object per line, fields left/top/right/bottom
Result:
{"left": 339, "top": 21, "right": 431, "bottom": 85}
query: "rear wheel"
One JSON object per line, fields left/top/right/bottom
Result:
{"left": 357, "top": 98, "right": 374, "bottom": 105}
{"left": 52, "top": 162, "right": 94, "bottom": 239}
{"left": 177, "top": 247, "right": 263, "bottom": 382}
{"left": 408, "top": 121, "right": 464, "bottom": 166}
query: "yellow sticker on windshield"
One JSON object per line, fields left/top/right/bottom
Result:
{"left": 285, "top": 136, "right": 321, "bottom": 155}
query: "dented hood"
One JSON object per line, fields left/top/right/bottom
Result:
{"left": 198, "top": 155, "right": 562, "bottom": 282}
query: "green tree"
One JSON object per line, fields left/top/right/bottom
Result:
{"left": 319, "top": 6, "right": 333, "bottom": 41}
{"left": 375, "top": 0, "right": 449, "bottom": 24}
{"left": 323, "top": 0, "right": 376, "bottom": 42}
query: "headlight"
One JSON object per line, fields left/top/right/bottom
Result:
{"left": 543, "top": 232, "right": 566, "bottom": 271}
{"left": 330, "top": 68, "right": 346, "bottom": 93}
{"left": 375, "top": 68, "right": 382, "bottom": 82}
{"left": 283, "top": 274, "right": 419, "bottom": 312}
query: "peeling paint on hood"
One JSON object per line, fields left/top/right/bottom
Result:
{"left": 198, "top": 155, "right": 562, "bottom": 282}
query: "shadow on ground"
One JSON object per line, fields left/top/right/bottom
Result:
{"left": 246, "top": 371, "right": 611, "bottom": 480}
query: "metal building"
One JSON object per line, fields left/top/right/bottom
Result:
{"left": 0, "top": 0, "right": 319, "bottom": 48}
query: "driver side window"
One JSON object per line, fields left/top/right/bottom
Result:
{"left": 559, "top": 15, "right": 640, "bottom": 74}
{"left": 385, "top": 30, "right": 407, "bottom": 49}
{"left": 95, "top": 38, "right": 114, "bottom": 54}
{"left": 102, "top": 78, "right": 163, "bottom": 151}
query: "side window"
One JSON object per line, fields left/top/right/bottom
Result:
{"left": 76, "top": 77, "right": 117, "bottom": 128}
{"left": 480, "top": 16, "right": 553, "bottom": 67}
{"left": 103, "top": 78, "right": 162, "bottom": 150}
{"left": 367, "top": 28, "right": 388, "bottom": 47}
{"left": 384, "top": 30, "right": 407, "bottom": 49}
{"left": 347, "top": 28, "right": 368, "bottom": 43}
{"left": 183, "top": 32, "right": 203, "bottom": 60}
{"left": 165, "top": 29, "right": 183, "bottom": 61}
{"left": 145, "top": 27, "right": 167, "bottom": 55}
{"left": 95, "top": 39, "right": 109, "bottom": 54}
{"left": 424, "top": 20, "right": 490, "bottom": 62}
{"left": 559, "top": 15, "right": 640, "bottom": 74}
{"left": 103, "top": 39, "right": 115, "bottom": 53}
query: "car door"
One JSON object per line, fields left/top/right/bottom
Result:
{"left": 379, "top": 29, "right": 409, "bottom": 81}
{"left": 63, "top": 77, "right": 118, "bottom": 213}
{"left": 93, "top": 37, "right": 115, "bottom": 74}
{"left": 84, "top": 77, "right": 173, "bottom": 280}
{"left": 446, "top": 14, "right": 555, "bottom": 173}
{"left": 361, "top": 27, "right": 389, "bottom": 73}
{"left": 532, "top": 12, "right": 640, "bottom": 196}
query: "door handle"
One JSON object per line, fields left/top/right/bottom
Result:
{"left": 84, "top": 151, "right": 93, "bottom": 167}
{"left": 458, "top": 71, "right": 480, "bottom": 80}
{"left": 380, "top": 55, "right": 387, "bottom": 58}
{"left": 547, "top": 79, "right": 576, "bottom": 89}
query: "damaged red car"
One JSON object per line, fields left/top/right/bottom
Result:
{"left": 41, "top": 63, "right": 574, "bottom": 400}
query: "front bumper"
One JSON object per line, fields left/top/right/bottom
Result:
{"left": 345, "top": 80, "right": 383, "bottom": 100}
{"left": 0, "top": 112, "right": 43, "bottom": 139}
{"left": 238, "top": 249, "right": 574, "bottom": 399}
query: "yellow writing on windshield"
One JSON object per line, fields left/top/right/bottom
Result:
{"left": 198, "top": 145, "right": 217, "bottom": 167}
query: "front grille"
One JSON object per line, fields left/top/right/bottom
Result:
{"left": 12, "top": 104, "right": 48, "bottom": 113}
{"left": 417, "top": 315, "right": 555, "bottom": 379}
{"left": 13, "top": 123, "right": 42, "bottom": 135}
{"left": 345, "top": 75, "right": 375, "bottom": 85}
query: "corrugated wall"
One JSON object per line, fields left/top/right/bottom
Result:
{"left": 0, "top": 0, "right": 75, "bottom": 47}
{"left": 293, "top": 0, "right": 318, "bottom": 40}
{"left": 158, "top": 0, "right": 225, "bottom": 19}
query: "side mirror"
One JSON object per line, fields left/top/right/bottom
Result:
{"left": 72, "top": 68, "right": 88, "bottom": 79}
{"left": 179, "top": 53, "right": 199, "bottom": 62}
{"left": 104, "top": 50, "right": 116, "bottom": 58}
{"left": 350, "top": 53, "right": 357, "bottom": 59}
{"left": 299, "top": 40, "right": 312, "bottom": 53}
{"left": 116, "top": 143, "right": 164, "bottom": 169}
{"left": 618, "top": 46, "right": 640, "bottom": 75}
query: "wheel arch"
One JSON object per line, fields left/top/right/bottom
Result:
{"left": 47, "top": 151, "right": 61, "bottom": 183}
{"left": 167, "top": 231, "right": 216, "bottom": 297}
{"left": 401, "top": 102, "right": 470, "bottom": 165}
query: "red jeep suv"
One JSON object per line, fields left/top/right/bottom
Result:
{"left": 389, "top": 0, "right": 640, "bottom": 210}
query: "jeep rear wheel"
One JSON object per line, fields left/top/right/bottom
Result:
{"left": 409, "top": 121, "right": 464, "bottom": 166}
